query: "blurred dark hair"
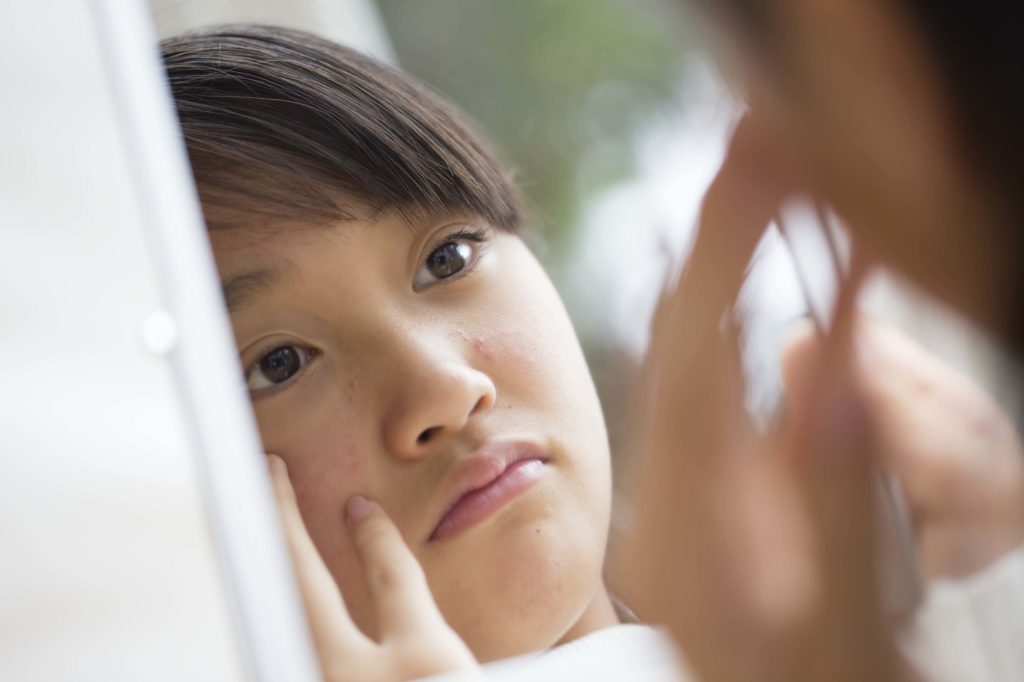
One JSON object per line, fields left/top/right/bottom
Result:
{"left": 160, "top": 25, "right": 523, "bottom": 231}
{"left": 896, "top": 1, "right": 1024, "bottom": 224}
{"left": 707, "top": 0, "right": 1023, "bottom": 231}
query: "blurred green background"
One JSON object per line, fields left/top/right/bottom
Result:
{"left": 377, "top": 0, "right": 692, "bottom": 262}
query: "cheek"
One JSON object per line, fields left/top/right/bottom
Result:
{"left": 277, "top": 423, "right": 363, "bottom": 523}
{"left": 274, "top": 424, "right": 382, "bottom": 631}
{"left": 483, "top": 293, "right": 589, "bottom": 407}
{"left": 258, "top": 410, "right": 365, "bottom": 550}
{"left": 473, "top": 328, "right": 539, "bottom": 378}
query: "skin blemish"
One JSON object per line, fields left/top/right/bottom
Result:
{"left": 346, "top": 379, "right": 358, "bottom": 405}
{"left": 472, "top": 335, "right": 494, "bottom": 361}
{"left": 456, "top": 329, "right": 494, "bottom": 361}
{"left": 342, "top": 455, "right": 362, "bottom": 477}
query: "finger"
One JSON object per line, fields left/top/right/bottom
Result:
{"left": 344, "top": 496, "right": 453, "bottom": 643}
{"left": 656, "top": 117, "right": 786, "bottom": 346}
{"left": 645, "top": 116, "right": 789, "bottom": 486}
{"left": 790, "top": 262, "right": 901, "bottom": 681}
{"left": 619, "top": 128, "right": 790, "bottom": 654}
{"left": 797, "top": 367, "right": 900, "bottom": 681}
{"left": 267, "top": 455, "right": 368, "bottom": 654}
{"left": 780, "top": 318, "right": 821, "bottom": 415}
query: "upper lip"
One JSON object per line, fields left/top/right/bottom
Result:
{"left": 428, "top": 439, "right": 546, "bottom": 541}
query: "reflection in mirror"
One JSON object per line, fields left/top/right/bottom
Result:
{"left": 154, "top": 3, "right": 1024, "bottom": 680}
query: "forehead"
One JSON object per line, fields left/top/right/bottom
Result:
{"left": 208, "top": 213, "right": 381, "bottom": 312}
{"left": 209, "top": 207, "right": 414, "bottom": 268}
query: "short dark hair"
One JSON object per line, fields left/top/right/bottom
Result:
{"left": 160, "top": 25, "right": 524, "bottom": 231}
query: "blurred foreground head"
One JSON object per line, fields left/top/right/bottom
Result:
{"left": 698, "top": 0, "right": 1024, "bottom": 350}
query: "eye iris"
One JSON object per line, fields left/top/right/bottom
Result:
{"left": 427, "top": 243, "right": 468, "bottom": 279}
{"left": 260, "top": 347, "right": 300, "bottom": 383}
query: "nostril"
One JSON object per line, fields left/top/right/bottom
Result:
{"left": 470, "top": 394, "right": 490, "bottom": 416}
{"left": 417, "top": 426, "right": 440, "bottom": 444}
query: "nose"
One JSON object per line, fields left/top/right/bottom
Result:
{"left": 381, "top": 344, "right": 497, "bottom": 460}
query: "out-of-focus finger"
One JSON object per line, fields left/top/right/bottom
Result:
{"left": 344, "top": 496, "right": 463, "bottom": 648}
{"left": 791, "top": 260, "right": 901, "bottom": 681}
{"left": 620, "top": 115, "right": 794, "bottom": 627}
{"left": 798, "top": 367, "right": 900, "bottom": 681}
{"left": 648, "top": 115, "right": 800, "bottom": 443}
{"left": 655, "top": 116, "right": 787, "bottom": 351}
{"left": 267, "top": 455, "right": 367, "bottom": 655}
{"left": 780, "top": 318, "right": 822, "bottom": 415}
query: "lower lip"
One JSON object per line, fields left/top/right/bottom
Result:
{"left": 430, "top": 458, "right": 546, "bottom": 542}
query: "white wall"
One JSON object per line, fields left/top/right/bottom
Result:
{"left": 148, "top": 0, "right": 394, "bottom": 61}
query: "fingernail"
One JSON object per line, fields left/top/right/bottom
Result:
{"left": 346, "top": 495, "right": 373, "bottom": 524}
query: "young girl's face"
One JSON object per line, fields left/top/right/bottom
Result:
{"left": 210, "top": 210, "right": 613, "bottom": 661}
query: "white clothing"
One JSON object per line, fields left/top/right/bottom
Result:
{"left": 426, "top": 546, "right": 1024, "bottom": 681}
{"left": 479, "top": 623, "right": 686, "bottom": 682}
{"left": 900, "top": 547, "right": 1024, "bottom": 682}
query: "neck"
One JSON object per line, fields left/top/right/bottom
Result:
{"left": 554, "top": 582, "right": 621, "bottom": 646}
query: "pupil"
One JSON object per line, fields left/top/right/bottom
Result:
{"left": 428, "top": 243, "right": 466, "bottom": 278}
{"left": 260, "top": 347, "right": 300, "bottom": 383}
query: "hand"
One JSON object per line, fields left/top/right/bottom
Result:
{"left": 782, "top": 318, "right": 1024, "bottom": 582}
{"left": 267, "top": 455, "right": 479, "bottom": 682}
{"left": 614, "top": 117, "right": 908, "bottom": 682}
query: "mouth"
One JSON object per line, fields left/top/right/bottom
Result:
{"left": 429, "top": 441, "right": 548, "bottom": 542}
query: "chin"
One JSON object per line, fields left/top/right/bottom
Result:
{"left": 427, "top": 495, "right": 608, "bottom": 663}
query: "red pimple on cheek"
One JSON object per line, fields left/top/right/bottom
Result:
{"left": 455, "top": 329, "right": 494, "bottom": 361}
{"left": 472, "top": 335, "right": 493, "bottom": 360}
{"left": 342, "top": 454, "right": 362, "bottom": 477}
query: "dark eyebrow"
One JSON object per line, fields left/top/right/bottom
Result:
{"left": 221, "top": 264, "right": 293, "bottom": 314}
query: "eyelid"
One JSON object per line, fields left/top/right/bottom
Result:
{"left": 431, "top": 223, "right": 487, "bottom": 245}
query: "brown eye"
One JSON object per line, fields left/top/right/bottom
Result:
{"left": 414, "top": 236, "right": 482, "bottom": 290}
{"left": 246, "top": 345, "right": 316, "bottom": 393}
{"left": 261, "top": 347, "right": 300, "bottom": 382}
{"left": 426, "top": 242, "right": 471, "bottom": 279}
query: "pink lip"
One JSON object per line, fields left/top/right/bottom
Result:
{"left": 429, "top": 442, "right": 548, "bottom": 542}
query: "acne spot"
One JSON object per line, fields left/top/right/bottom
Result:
{"left": 346, "top": 379, "right": 358, "bottom": 405}
{"left": 472, "top": 335, "right": 493, "bottom": 360}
